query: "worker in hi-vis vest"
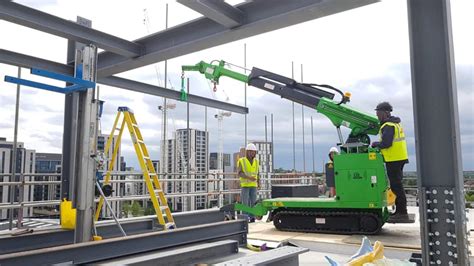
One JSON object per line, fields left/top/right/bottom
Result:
{"left": 237, "top": 143, "right": 260, "bottom": 223}
{"left": 371, "top": 102, "right": 410, "bottom": 223}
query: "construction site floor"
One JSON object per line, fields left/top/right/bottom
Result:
{"left": 247, "top": 206, "right": 474, "bottom": 264}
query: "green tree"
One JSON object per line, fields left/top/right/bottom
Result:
{"left": 131, "top": 201, "right": 144, "bottom": 217}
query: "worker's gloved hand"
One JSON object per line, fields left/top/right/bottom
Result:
{"left": 371, "top": 142, "right": 380, "bottom": 148}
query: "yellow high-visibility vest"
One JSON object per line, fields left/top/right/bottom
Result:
{"left": 379, "top": 122, "right": 408, "bottom": 162}
{"left": 238, "top": 157, "right": 259, "bottom": 188}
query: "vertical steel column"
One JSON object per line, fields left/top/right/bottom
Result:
{"left": 407, "top": 1, "right": 469, "bottom": 265}
{"left": 61, "top": 17, "right": 91, "bottom": 203}
{"left": 74, "top": 46, "right": 98, "bottom": 243}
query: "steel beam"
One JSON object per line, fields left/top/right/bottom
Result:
{"left": 177, "top": 0, "right": 244, "bottom": 28}
{"left": 0, "top": 50, "right": 248, "bottom": 114}
{"left": 0, "top": 49, "right": 73, "bottom": 75}
{"left": 100, "top": 76, "right": 248, "bottom": 114}
{"left": 215, "top": 246, "right": 309, "bottom": 266}
{"left": 0, "top": 220, "right": 247, "bottom": 265}
{"left": 0, "top": 1, "right": 142, "bottom": 57}
{"left": 97, "top": 0, "right": 379, "bottom": 77}
{"left": 96, "top": 240, "right": 239, "bottom": 265}
{"left": 0, "top": 209, "right": 226, "bottom": 255}
{"left": 407, "top": 0, "right": 468, "bottom": 265}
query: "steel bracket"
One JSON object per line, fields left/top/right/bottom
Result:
{"left": 4, "top": 67, "right": 96, "bottom": 94}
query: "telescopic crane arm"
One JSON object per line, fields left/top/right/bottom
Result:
{"left": 182, "top": 60, "right": 380, "bottom": 143}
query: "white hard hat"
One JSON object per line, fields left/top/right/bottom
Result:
{"left": 246, "top": 143, "right": 257, "bottom": 151}
{"left": 329, "top": 147, "right": 339, "bottom": 153}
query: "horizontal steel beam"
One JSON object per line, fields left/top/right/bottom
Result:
{"left": 215, "top": 246, "right": 309, "bottom": 266}
{"left": 97, "top": 0, "right": 379, "bottom": 77}
{"left": 97, "top": 239, "right": 239, "bottom": 265}
{"left": 0, "top": 49, "right": 73, "bottom": 75}
{"left": 177, "top": 0, "right": 245, "bottom": 28}
{"left": 0, "top": 220, "right": 247, "bottom": 265}
{"left": 0, "top": 1, "right": 142, "bottom": 57}
{"left": 0, "top": 209, "right": 225, "bottom": 255}
{"left": 0, "top": 49, "right": 248, "bottom": 113}
{"left": 100, "top": 76, "right": 248, "bottom": 114}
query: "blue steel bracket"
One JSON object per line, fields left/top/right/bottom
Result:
{"left": 3, "top": 67, "right": 96, "bottom": 94}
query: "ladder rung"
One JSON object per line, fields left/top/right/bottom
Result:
{"left": 154, "top": 189, "right": 163, "bottom": 193}
{"left": 143, "top": 156, "right": 150, "bottom": 160}
{"left": 160, "top": 206, "right": 169, "bottom": 211}
{"left": 137, "top": 140, "right": 144, "bottom": 144}
{"left": 132, "top": 123, "right": 138, "bottom": 128}
{"left": 149, "top": 173, "right": 157, "bottom": 176}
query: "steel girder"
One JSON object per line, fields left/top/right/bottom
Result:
{"left": 100, "top": 75, "right": 248, "bottom": 113}
{"left": 0, "top": 220, "right": 247, "bottom": 266}
{"left": 1, "top": 0, "right": 378, "bottom": 75}
{"left": 96, "top": 239, "right": 239, "bottom": 265}
{"left": 0, "top": 49, "right": 248, "bottom": 114}
{"left": 0, "top": 209, "right": 227, "bottom": 255}
{"left": 177, "top": 0, "right": 245, "bottom": 28}
{"left": 0, "top": 1, "right": 143, "bottom": 57}
{"left": 97, "top": 0, "right": 379, "bottom": 77}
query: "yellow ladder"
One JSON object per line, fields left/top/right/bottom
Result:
{"left": 95, "top": 107, "right": 175, "bottom": 229}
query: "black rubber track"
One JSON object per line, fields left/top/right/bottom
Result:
{"left": 272, "top": 210, "right": 383, "bottom": 235}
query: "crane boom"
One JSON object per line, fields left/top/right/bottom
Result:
{"left": 182, "top": 60, "right": 380, "bottom": 144}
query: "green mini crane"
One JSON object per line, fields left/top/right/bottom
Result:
{"left": 182, "top": 60, "right": 396, "bottom": 234}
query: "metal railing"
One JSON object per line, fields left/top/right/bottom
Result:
{"left": 1, "top": 172, "right": 472, "bottom": 217}
{"left": 0, "top": 171, "right": 319, "bottom": 213}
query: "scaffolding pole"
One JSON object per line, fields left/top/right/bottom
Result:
{"left": 291, "top": 62, "right": 295, "bottom": 172}
{"left": 8, "top": 67, "right": 21, "bottom": 230}
{"left": 301, "top": 63, "right": 306, "bottom": 173}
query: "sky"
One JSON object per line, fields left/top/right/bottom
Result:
{"left": 0, "top": 0, "right": 472, "bottom": 172}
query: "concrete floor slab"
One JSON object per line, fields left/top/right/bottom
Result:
{"left": 248, "top": 206, "right": 474, "bottom": 252}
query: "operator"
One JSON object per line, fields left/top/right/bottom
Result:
{"left": 237, "top": 143, "right": 260, "bottom": 223}
{"left": 371, "top": 102, "right": 410, "bottom": 223}
{"left": 325, "top": 147, "right": 339, "bottom": 197}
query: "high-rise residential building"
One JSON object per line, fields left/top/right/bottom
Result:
{"left": 124, "top": 166, "right": 143, "bottom": 196}
{"left": 249, "top": 141, "right": 273, "bottom": 174}
{"left": 0, "top": 137, "right": 36, "bottom": 219}
{"left": 34, "top": 153, "right": 62, "bottom": 215}
{"left": 209, "top": 152, "right": 231, "bottom": 170}
{"left": 231, "top": 148, "right": 246, "bottom": 202}
{"left": 152, "top": 160, "right": 160, "bottom": 174}
{"left": 161, "top": 139, "right": 176, "bottom": 198}
{"left": 164, "top": 129, "right": 208, "bottom": 212}
{"left": 252, "top": 141, "right": 273, "bottom": 198}
{"left": 209, "top": 152, "right": 232, "bottom": 206}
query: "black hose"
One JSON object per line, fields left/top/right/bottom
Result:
{"left": 302, "top": 83, "right": 346, "bottom": 105}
